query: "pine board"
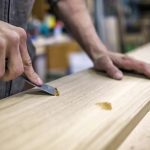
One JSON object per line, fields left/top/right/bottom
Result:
{"left": 0, "top": 44, "right": 150, "bottom": 150}
{"left": 119, "top": 112, "right": 150, "bottom": 150}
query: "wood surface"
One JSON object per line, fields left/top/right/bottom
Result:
{"left": 0, "top": 44, "right": 150, "bottom": 150}
{"left": 119, "top": 112, "right": 150, "bottom": 150}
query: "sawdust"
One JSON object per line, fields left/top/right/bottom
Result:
{"left": 55, "top": 88, "right": 60, "bottom": 96}
{"left": 96, "top": 102, "right": 112, "bottom": 111}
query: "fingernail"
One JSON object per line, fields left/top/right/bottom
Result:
{"left": 37, "top": 77, "right": 43, "bottom": 85}
{"left": 114, "top": 71, "right": 123, "bottom": 80}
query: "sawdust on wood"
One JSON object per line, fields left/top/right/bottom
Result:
{"left": 96, "top": 102, "right": 112, "bottom": 111}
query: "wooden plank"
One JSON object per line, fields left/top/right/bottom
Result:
{"left": 119, "top": 112, "right": 150, "bottom": 150}
{"left": 0, "top": 44, "right": 150, "bottom": 150}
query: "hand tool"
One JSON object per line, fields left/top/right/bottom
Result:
{"left": 21, "top": 75, "right": 59, "bottom": 96}
{"left": 5, "top": 59, "right": 59, "bottom": 96}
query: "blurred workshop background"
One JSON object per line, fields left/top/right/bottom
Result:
{"left": 28, "top": 0, "right": 150, "bottom": 82}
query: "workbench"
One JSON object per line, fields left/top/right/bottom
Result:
{"left": 0, "top": 44, "right": 150, "bottom": 150}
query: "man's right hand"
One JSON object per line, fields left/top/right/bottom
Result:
{"left": 0, "top": 21, "right": 43, "bottom": 85}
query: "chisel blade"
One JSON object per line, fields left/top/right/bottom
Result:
{"left": 21, "top": 75, "right": 59, "bottom": 96}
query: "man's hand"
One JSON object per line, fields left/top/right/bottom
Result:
{"left": 53, "top": 0, "right": 150, "bottom": 80}
{"left": 0, "top": 21, "right": 43, "bottom": 85}
{"left": 94, "top": 51, "right": 150, "bottom": 80}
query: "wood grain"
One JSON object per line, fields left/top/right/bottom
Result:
{"left": 0, "top": 44, "right": 150, "bottom": 150}
{"left": 119, "top": 112, "right": 150, "bottom": 150}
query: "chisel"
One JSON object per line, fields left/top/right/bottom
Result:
{"left": 21, "top": 75, "right": 59, "bottom": 96}
{"left": 5, "top": 59, "right": 59, "bottom": 96}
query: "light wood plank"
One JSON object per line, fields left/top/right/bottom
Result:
{"left": 119, "top": 112, "right": 150, "bottom": 150}
{"left": 0, "top": 44, "right": 150, "bottom": 150}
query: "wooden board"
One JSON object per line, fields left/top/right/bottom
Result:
{"left": 0, "top": 44, "right": 150, "bottom": 150}
{"left": 119, "top": 112, "right": 150, "bottom": 150}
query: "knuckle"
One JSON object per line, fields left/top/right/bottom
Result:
{"left": 9, "top": 31, "right": 20, "bottom": 43}
{"left": 16, "top": 27, "right": 27, "bottom": 40}
{"left": 0, "top": 38, "right": 6, "bottom": 49}
{"left": 121, "top": 55, "right": 132, "bottom": 66}
{"left": 121, "top": 54, "right": 133, "bottom": 61}
{"left": 12, "top": 68, "right": 24, "bottom": 78}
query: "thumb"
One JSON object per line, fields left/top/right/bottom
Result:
{"left": 95, "top": 55, "right": 123, "bottom": 80}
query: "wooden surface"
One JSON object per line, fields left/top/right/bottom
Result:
{"left": 0, "top": 44, "right": 150, "bottom": 150}
{"left": 119, "top": 112, "right": 150, "bottom": 150}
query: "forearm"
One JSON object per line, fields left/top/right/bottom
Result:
{"left": 52, "top": 0, "right": 107, "bottom": 61}
{"left": 48, "top": 0, "right": 150, "bottom": 80}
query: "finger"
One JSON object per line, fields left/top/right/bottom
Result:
{"left": 2, "top": 39, "right": 24, "bottom": 81}
{"left": 95, "top": 55, "right": 123, "bottom": 80}
{"left": 19, "top": 31, "right": 43, "bottom": 85}
{"left": 112, "top": 54, "right": 150, "bottom": 78}
{"left": 0, "top": 37, "right": 6, "bottom": 78}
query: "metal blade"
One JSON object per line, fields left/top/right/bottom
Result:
{"left": 21, "top": 75, "right": 59, "bottom": 96}
{"left": 39, "top": 84, "right": 59, "bottom": 96}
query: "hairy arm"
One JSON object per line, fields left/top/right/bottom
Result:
{"left": 49, "top": 0, "right": 150, "bottom": 79}
{"left": 51, "top": 0, "right": 106, "bottom": 60}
